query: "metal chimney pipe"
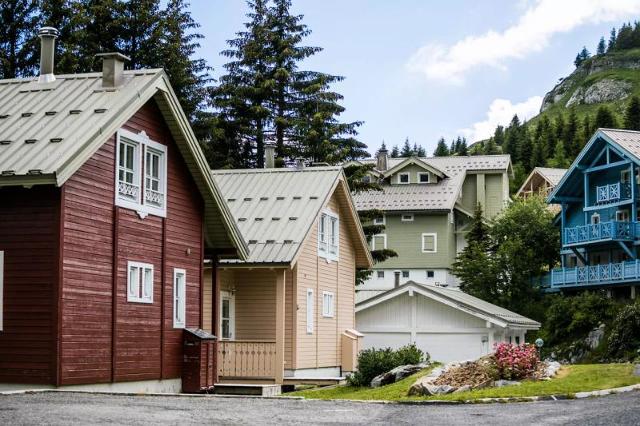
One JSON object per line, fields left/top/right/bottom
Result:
{"left": 95, "top": 52, "right": 130, "bottom": 88}
{"left": 38, "top": 27, "right": 59, "bottom": 84}
{"left": 264, "top": 143, "right": 276, "bottom": 168}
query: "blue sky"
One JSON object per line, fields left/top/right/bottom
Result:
{"left": 190, "top": 0, "right": 640, "bottom": 156}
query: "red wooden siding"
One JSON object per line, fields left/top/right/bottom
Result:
{"left": 0, "top": 186, "right": 59, "bottom": 384}
{"left": 59, "top": 100, "right": 204, "bottom": 385}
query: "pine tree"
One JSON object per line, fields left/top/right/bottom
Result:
{"left": 119, "top": 0, "right": 163, "bottom": 68}
{"left": 564, "top": 108, "right": 579, "bottom": 157}
{"left": 608, "top": 27, "right": 617, "bottom": 51}
{"left": 483, "top": 137, "right": 499, "bottom": 155}
{"left": 555, "top": 114, "right": 565, "bottom": 143}
{"left": 594, "top": 105, "right": 617, "bottom": 129}
{"left": 416, "top": 144, "right": 426, "bottom": 157}
{"left": 400, "top": 137, "right": 413, "bottom": 157}
{"left": 0, "top": 0, "right": 40, "bottom": 78}
{"left": 503, "top": 115, "right": 521, "bottom": 162}
{"left": 531, "top": 139, "right": 545, "bottom": 170}
{"left": 624, "top": 96, "right": 640, "bottom": 131}
{"left": 458, "top": 138, "right": 468, "bottom": 156}
{"left": 82, "top": 0, "right": 123, "bottom": 70}
{"left": 412, "top": 142, "right": 419, "bottom": 156}
{"left": 547, "top": 140, "right": 570, "bottom": 168}
{"left": 493, "top": 125, "right": 505, "bottom": 147}
{"left": 597, "top": 36, "right": 606, "bottom": 55}
{"left": 390, "top": 145, "right": 399, "bottom": 158}
{"left": 433, "top": 137, "right": 449, "bottom": 156}
{"left": 581, "top": 114, "right": 593, "bottom": 147}
{"left": 517, "top": 125, "right": 532, "bottom": 172}
{"left": 615, "top": 23, "right": 633, "bottom": 50}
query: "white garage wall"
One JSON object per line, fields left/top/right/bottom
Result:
{"left": 356, "top": 292, "right": 411, "bottom": 329}
{"left": 415, "top": 294, "right": 486, "bottom": 329}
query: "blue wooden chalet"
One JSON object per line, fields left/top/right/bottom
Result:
{"left": 546, "top": 128, "right": 640, "bottom": 296}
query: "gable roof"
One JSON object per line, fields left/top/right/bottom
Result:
{"left": 382, "top": 156, "right": 447, "bottom": 179}
{"left": 212, "top": 166, "right": 373, "bottom": 268}
{"left": 356, "top": 281, "right": 540, "bottom": 329}
{"left": 0, "top": 69, "right": 248, "bottom": 258}
{"left": 351, "top": 155, "right": 511, "bottom": 212}
{"left": 548, "top": 128, "right": 640, "bottom": 204}
{"left": 516, "top": 167, "right": 567, "bottom": 196}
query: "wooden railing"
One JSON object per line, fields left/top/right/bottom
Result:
{"left": 549, "top": 260, "right": 640, "bottom": 289}
{"left": 564, "top": 220, "right": 634, "bottom": 245}
{"left": 217, "top": 340, "right": 276, "bottom": 379}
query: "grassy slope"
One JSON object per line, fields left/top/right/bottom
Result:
{"left": 289, "top": 364, "right": 640, "bottom": 401}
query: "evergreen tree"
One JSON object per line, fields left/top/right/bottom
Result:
{"left": 547, "top": 140, "right": 570, "bottom": 168}
{"left": 503, "top": 115, "right": 521, "bottom": 162}
{"left": 82, "top": 0, "right": 124, "bottom": 70}
{"left": 531, "top": 139, "right": 545, "bottom": 170}
{"left": 412, "top": 142, "right": 419, "bottom": 156}
{"left": 564, "top": 108, "right": 579, "bottom": 157}
{"left": 594, "top": 105, "right": 617, "bottom": 128}
{"left": 119, "top": 0, "right": 163, "bottom": 68}
{"left": 483, "top": 136, "right": 500, "bottom": 155}
{"left": 624, "top": 96, "right": 640, "bottom": 131}
{"left": 615, "top": 23, "right": 633, "bottom": 50}
{"left": 390, "top": 144, "right": 399, "bottom": 158}
{"left": 597, "top": 36, "right": 606, "bottom": 55}
{"left": 400, "top": 137, "right": 413, "bottom": 157}
{"left": 517, "top": 125, "right": 532, "bottom": 172}
{"left": 555, "top": 114, "right": 565, "bottom": 143}
{"left": 0, "top": 0, "right": 40, "bottom": 78}
{"left": 608, "top": 27, "right": 617, "bottom": 51}
{"left": 433, "top": 137, "right": 449, "bottom": 156}
{"left": 493, "top": 125, "right": 505, "bottom": 147}
{"left": 449, "top": 139, "right": 455, "bottom": 154}
{"left": 416, "top": 144, "right": 426, "bottom": 157}
{"left": 38, "top": 0, "right": 89, "bottom": 74}
{"left": 580, "top": 114, "right": 593, "bottom": 148}
{"left": 458, "top": 137, "right": 468, "bottom": 156}
{"left": 574, "top": 46, "right": 590, "bottom": 67}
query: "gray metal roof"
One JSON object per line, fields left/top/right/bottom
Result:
{"left": 212, "top": 167, "right": 346, "bottom": 265}
{"left": 357, "top": 281, "right": 540, "bottom": 328}
{"left": 601, "top": 128, "right": 640, "bottom": 159}
{"left": 535, "top": 167, "right": 567, "bottom": 186}
{"left": 352, "top": 155, "right": 511, "bottom": 212}
{"left": 0, "top": 69, "right": 248, "bottom": 258}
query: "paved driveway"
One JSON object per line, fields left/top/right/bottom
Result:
{"left": 1, "top": 391, "right": 639, "bottom": 425}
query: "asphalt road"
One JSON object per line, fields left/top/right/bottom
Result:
{"left": 1, "top": 391, "right": 639, "bottom": 425}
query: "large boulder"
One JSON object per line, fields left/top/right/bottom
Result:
{"left": 370, "top": 364, "right": 423, "bottom": 388}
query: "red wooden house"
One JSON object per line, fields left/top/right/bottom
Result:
{"left": 0, "top": 29, "right": 247, "bottom": 392}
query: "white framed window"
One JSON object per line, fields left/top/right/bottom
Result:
{"left": 616, "top": 210, "right": 630, "bottom": 222}
{"left": 372, "top": 234, "right": 387, "bottom": 250}
{"left": 173, "top": 268, "right": 186, "bottom": 328}
{"left": 621, "top": 169, "right": 631, "bottom": 184}
{"left": 418, "top": 172, "right": 430, "bottom": 184}
{"left": 0, "top": 251, "right": 3, "bottom": 331}
{"left": 426, "top": 270, "right": 434, "bottom": 278}
{"left": 421, "top": 233, "right": 437, "bottom": 253}
{"left": 220, "top": 291, "right": 235, "bottom": 339}
{"left": 116, "top": 129, "right": 167, "bottom": 218}
{"left": 318, "top": 210, "right": 339, "bottom": 261}
{"left": 373, "top": 215, "right": 385, "bottom": 225}
{"left": 401, "top": 214, "right": 414, "bottom": 222}
{"left": 377, "top": 270, "right": 385, "bottom": 279}
{"left": 127, "top": 261, "right": 154, "bottom": 304}
{"left": 402, "top": 270, "right": 410, "bottom": 278}
{"left": 398, "top": 173, "right": 410, "bottom": 184}
{"left": 591, "top": 213, "right": 600, "bottom": 225}
{"left": 306, "top": 288, "right": 314, "bottom": 334}
{"left": 322, "top": 291, "right": 335, "bottom": 318}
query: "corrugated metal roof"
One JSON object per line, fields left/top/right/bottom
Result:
{"left": 352, "top": 155, "right": 511, "bottom": 212}
{"left": 0, "top": 69, "right": 248, "bottom": 258}
{"left": 0, "top": 70, "right": 159, "bottom": 178}
{"left": 212, "top": 167, "right": 342, "bottom": 265}
{"left": 357, "top": 281, "right": 540, "bottom": 328}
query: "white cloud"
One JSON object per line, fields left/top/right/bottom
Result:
{"left": 406, "top": 0, "right": 640, "bottom": 83}
{"left": 460, "top": 96, "right": 543, "bottom": 142}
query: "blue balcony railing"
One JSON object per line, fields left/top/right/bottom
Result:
{"left": 549, "top": 260, "right": 640, "bottom": 289}
{"left": 564, "top": 221, "right": 635, "bottom": 246}
{"left": 595, "top": 182, "right": 631, "bottom": 204}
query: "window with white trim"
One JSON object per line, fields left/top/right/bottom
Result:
{"left": 421, "top": 233, "right": 437, "bottom": 253}
{"left": 322, "top": 291, "right": 334, "bottom": 317}
{"left": 318, "top": 211, "right": 339, "bottom": 261}
{"left": 402, "top": 270, "right": 410, "bottom": 278}
{"left": 306, "top": 289, "right": 314, "bottom": 334}
{"left": 372, "top": 234, "right": 386, "bottom": 250}
{"left": 116, "top": 129, "right": 167, "bottom": 218}
{"left": 0, "top": 251, "right": 4, "bottom": 331}
{"left": 401, "top": 214, "right": 414, "bottom": 222}
{"left": 398, "top": 173, "right": 410, "bottom": 184}
{"left": 418, "top": 172, "right": 430, "bottom": 184}
{"left": 173, "top": 269, "right": 186, "bottom": 328}
{"left": 127, "top": 261, "right": 154, "bottom": 303}
{"left": 377, "top": 270, "right": 385, "bottom": 279}
{"left": 373, "top": 215, "right": 385, "bottom": 225}
{"left": 616, "top": 210, "right": 630, "bottom": 222}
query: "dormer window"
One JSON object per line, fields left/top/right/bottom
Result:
{"left": 398, "top": 173, "right": 410, "bottom": 184}
{"left": 116, "top": 129, "right": 167, "bottom": 217}
{"left": 418, "top": 172, "right": 430, "bottom": 184}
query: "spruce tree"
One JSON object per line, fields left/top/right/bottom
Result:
{"left": 503, "top": 115, "right": 521, "bottom": 162}
{"left": 624, "top": 96, "right": 640, "bottom": 131}
{"left": 119, "top": 0, "right": 163, "bottom": 68}
{"left": 581, "top": 114, "right": 593, "bottom": 147}
{"left": 547, "top": 140, "right": 570, "bottom": 168}
{"left": 0, "top": 0, "right": 40, "bottom": 78}
{"left": 517, "top": 125, "right": 532, "bottom": 172}
{"left": 400, "top": 137, "right": 413, "bottom": 157}
{"left": 38, "top": 0, "right": 89, "bottom": 74}
{"left": 608, "top": 27, "right": 617, "bottom": 51}
{"left": 594, "top": 105, "right": 617, "bottom": 129}
{"left": 531, "top": 139, "right": 545, "bottom": 170}
{"left": 493, "top": 125, "right": 505, "bottom": 147}
{"left": 483, "top": 137, "right": 499, "bottom": 155}
{"left": 458, "top": 138, "right": 468, "bottom": 156}
{"left": 597, "top": 36, "right": 606, "bottom": 55}
{"left": 564, "top": 108, "right": 579, "bottom": 157}
{"left": 82, "top": 0, "right": 123, "bottom": 70}
{"left": 433, "top": 137, "right": 449, "bottom": 156}
{"left": 416, "top": 144, "right": 426, "bottom": 157}
{"left": 390, "top": 144, "right": 399, "bottom": 158}
{"left": 616, "top": 23, "right": 633, "bottom": 50}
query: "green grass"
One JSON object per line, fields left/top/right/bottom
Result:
{"left": 288, "top": 364, "right": 640, "bottom": 401}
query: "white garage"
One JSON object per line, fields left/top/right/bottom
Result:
{"left": 355, "top": 281, "right": 541, "bottom": 363}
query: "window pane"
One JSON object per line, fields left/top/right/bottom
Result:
{"left": 222, "top": 299, "right": 230, "bottom": 318}
{"left": 143, "top": 268, "right": 153, "bottom": 299}
{"left": 222, "top": 319, "right": 230, "bottom": 339}
{"left": 128, "top": 267, "right": 139, "bottom": 298}
{"left": 126, "top": 145, "right": 134, "bottom": 169}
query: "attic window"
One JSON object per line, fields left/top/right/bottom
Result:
{"left": 398, "top": 173, "right": 410, "bottom": 184}
{"left": 418, "top": 173, "right": 430, "bottom": 184}
{"left": 50, "top": 138, "right": 63, "bottom": 143}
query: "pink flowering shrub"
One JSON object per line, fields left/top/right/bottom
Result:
{"left": 493, "top": 343, "right": 540, "bottom": 380}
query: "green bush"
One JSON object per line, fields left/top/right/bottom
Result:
{"left": 606, "top": 302, "right": 640, "bottom": 361}
{"left": 347, "top": 344, "right": 427, "bottom": 387}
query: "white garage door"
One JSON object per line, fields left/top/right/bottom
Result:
{"left": 415, "top": 333, "right": 488, "bottom": 363}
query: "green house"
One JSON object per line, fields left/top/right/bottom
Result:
{"left": 348, "top": 147, "right": 512, "bottom": 298}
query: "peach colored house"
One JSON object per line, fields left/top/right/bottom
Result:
{"left": 202, "top": 165, "right": 372, "bottom": 385}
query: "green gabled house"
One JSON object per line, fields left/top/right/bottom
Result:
{"left": 347, "top": 147, "right": 512, "bottom": 298}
